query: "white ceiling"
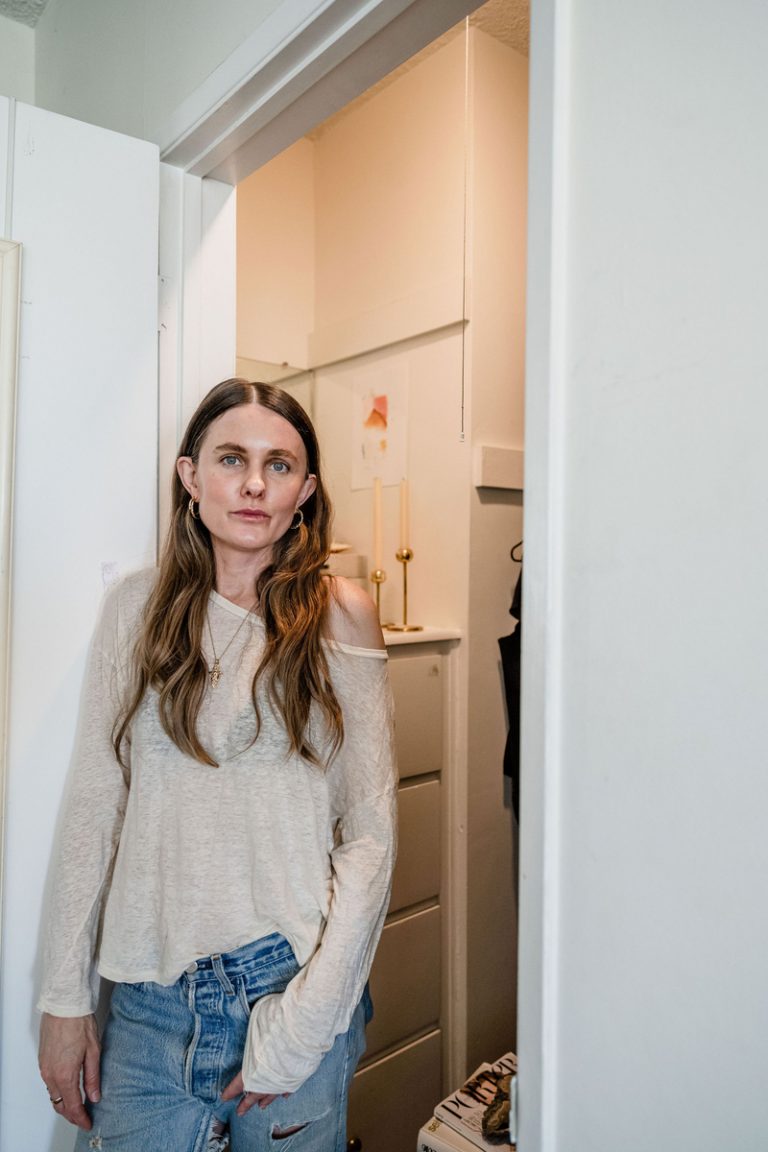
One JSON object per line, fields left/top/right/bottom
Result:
{"left": 0, "top": 0, "right": 528, "bottom": 42}
{"left": 0, "top": 0, "right": 50, "bottom": 27}
{"left": 472, "top": 0, "right": 529, "bottom": 56}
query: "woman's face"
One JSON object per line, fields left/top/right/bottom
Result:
{"left": 177, "top": 402, "right": 316, "bottom": 572}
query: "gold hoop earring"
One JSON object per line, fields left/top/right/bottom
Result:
{"left": 188, "top": 498, "right": 200, "bottom": 521}
{"left": 290, "top": 508, "right": 304, "bottom": 530}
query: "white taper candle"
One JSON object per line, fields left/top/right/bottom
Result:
{"left": 373, "top": 477, "right": 382, "bottom": 570}
{"left": 400, "top": 478, "right": 409, "bottom": 550}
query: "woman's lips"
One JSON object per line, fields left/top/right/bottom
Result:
{"left": 231, "top": 509, "right": 269, "bottom": 520}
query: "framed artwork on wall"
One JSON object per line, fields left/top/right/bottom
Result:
{"left": 351, "top": 361, "right": 409, "bottom": 490}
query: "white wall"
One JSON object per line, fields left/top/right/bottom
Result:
{"left": 34, "top": 0, "right": 285, "bottom": 142}
{"left": 0, "top": 100, "right": 158, "bottom": 1151}
{"left": 0, "top": 14, "right": 34, "bottom": 104}
{"left": 520, "top": 1, "right": 768, "bottom": 1147}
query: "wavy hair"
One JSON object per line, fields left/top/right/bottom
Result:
{"left": 113, "top": 379, "right": 342, "bottom": 768}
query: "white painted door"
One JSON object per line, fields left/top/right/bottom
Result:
{"left": 0, "top": 98, "right": 159, "bottom": 1152}
{"left": 519, "top": 2, "right": 768, "bottom": 1148}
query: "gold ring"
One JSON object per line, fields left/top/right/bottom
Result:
{"left": 50, "top": 1096, "right": 64, "bottom": 1106}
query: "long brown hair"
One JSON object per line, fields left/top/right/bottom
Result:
{"left": 113, "top": 379, "right": 343, "bottom": 768}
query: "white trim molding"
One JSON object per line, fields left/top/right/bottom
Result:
{"left": 158, "top": 167, "right": 237, "bottom": 543}
{"left": 517, "top": 0, "right": 571, "bottom": 1147}
{"left": 159, "top": 0, "right": 485, "bottom": 182}
{"left": 0, "top": 237, "right": 21, "bottom": 952}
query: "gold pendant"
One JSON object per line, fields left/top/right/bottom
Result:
{"left": 210, "top": 659, "right": 221, "bottom": 687}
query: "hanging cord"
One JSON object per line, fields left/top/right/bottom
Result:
{"left": 459, "top": 18, "right": 470, "bottom": 442}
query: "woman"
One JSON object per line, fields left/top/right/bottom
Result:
{"left": 38, "top": 379, "right": 397, "bottom": 1151}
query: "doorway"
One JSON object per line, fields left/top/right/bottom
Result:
{"left": 232, "top": 4, "right": 529, "bottom": 1143}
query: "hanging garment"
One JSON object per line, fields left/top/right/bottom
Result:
{"left": 498, "top": 565, "right": 522, "bottom": 821}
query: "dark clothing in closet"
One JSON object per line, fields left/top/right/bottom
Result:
{"left": 498, "top": 567, "right": 522, "bottom": 822}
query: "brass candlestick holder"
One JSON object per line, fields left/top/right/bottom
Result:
{"left": 369, "top": 568, "right": 389, "bottom": 624}
{"left": 386, "top": 547, "right": 423, "bottom": 632}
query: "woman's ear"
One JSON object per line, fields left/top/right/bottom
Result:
{"left": 176, "top": 456, "right": 198, "bottom": 497}
{"left": 297, "top": 474, "right": 317, "bottom": 508}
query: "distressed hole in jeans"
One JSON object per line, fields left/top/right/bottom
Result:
{"left": 271, "top": 1122, "right": 309, "bottom": 1140}
{"left": 88, "top": 1135, "right": 103, "bottom": 1151}
{"left": 207, "top": 1117, "right": 230, "bottom": 1151}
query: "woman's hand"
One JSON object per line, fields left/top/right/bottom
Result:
{"left": 38, "top": 1012, "right": 101, "bottom": 1130}
{"left": 221, "top": 1070, "right": 287, "bottom": 1117}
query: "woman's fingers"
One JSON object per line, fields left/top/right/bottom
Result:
{"left": 82, "top": 1030, "right": 102, "bottom": 1104}
{"left": 41, "top": 1071, "right": 93, "bottom": 1130}
{"left": 39, "top": 1013, "right": 100, "bottom": 1130}
{"left": 236, "top": 1091, "right": 279, "bottom": 1116}
{"left": 220, "top": 1072, "right": 280, "bottom": 1116}
{"left": 58, "top": 1085, "right": 93, "bottom": 1131}
{"left": 221, "top": 1070, "right": 245, "bottom": 1102}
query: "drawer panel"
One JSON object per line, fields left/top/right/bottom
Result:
{"left": 348, "top": 1030, "right": 442, "bottom": 1152}
{"left": 389, "top": 654, "right": 443, "bottom": 780}
{"left": 366, "top": 905, "right": 441, "bottom": 1060}
{"left": 390, "top": 779, "right": 441, "bottom": 913}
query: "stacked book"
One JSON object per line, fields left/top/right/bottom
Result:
{"left": 417, "top": 1052, "right": 518, "bottom": 1152}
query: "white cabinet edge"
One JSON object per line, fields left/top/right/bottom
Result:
{"left": 473, "top": 445, "right": 524, "bottom": 491}
{"left": 385, "top": 627, "right": 462, "bottom": 647}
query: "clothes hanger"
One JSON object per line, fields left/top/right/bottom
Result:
{"left": 510, "top": 540, "right": 524, "bottom": 563}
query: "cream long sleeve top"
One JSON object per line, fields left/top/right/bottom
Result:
{"left": 38, "top": 569, "right": 398, "bottom": 1095}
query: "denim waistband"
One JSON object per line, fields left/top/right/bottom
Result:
{"left": 181, "top": 932, "right": 294, "bottom": 983}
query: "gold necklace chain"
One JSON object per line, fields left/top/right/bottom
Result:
{"left": 205, "top": 599, "right": 258, "bottom": 687}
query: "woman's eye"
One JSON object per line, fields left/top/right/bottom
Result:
{"left": 270, "top": 460, "right": 290, "bottom": 473}
{"left": 221, "top": 454, "right": 242, "bottom": 466}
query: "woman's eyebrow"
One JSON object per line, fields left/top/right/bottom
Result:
{"left": 213, "top": 441, "right": 247, "bottom": 454}
{"left": 212, "top": 441, "right": 300, "bottom": 462}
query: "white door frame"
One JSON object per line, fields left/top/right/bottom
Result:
{"left": 158, "top": 2, "right": 565, "bottom": 1145}
{"left": 516, "top": 1, "right": 569, "bottom": 1147}
{"left": 0, "top": 237, "right": 21, "bottom": 965}
{"left": 158, "top": 0, "right": 491, "bottom": 182}
{"left": 157, "top": 167, "right": 237, "bottom": 539}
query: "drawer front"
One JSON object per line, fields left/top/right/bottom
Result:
{"left": 389, "top": 654, "right": 443, "bottom": 780}
{"left": 365, "top": 905, "right": 441, "bottom": 1060}
{"left": 348, "top": 1030, "right": 442, "bottom": 1152}
{"left": 389, "top": 779, "right": 441, "bottom": 913}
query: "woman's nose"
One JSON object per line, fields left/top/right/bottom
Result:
{"left": 242, "top": 468, "right": 265, "bottom": 496}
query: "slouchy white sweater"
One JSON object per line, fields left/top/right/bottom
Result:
{"left": 38, "top": 569, "right": 398, "bottom": 1094}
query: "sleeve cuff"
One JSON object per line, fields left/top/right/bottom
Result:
{"left": 36, "top": 996, "right": 96, "bottom": 1017}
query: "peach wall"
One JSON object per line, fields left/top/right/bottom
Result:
{"left": 312, "top": 32, "right": 466, "bottom": 339}
{"left": 237, "top": 138, "right": 314, "bottom": 370}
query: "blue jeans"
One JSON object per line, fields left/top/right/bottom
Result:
{"left": 75, "top": 934, "right": 371, "bottom": 1152}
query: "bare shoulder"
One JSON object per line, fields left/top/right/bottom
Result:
{"left": 325, "top": 577, "right": 385, "bottom": 650}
